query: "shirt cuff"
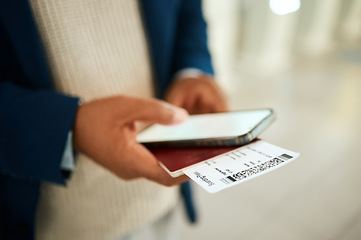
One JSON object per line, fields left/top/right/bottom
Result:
{"left": 173, "top": 68, "right": 206, "bottom": 81}
{"left": 60, "top": 131, "right": 76, "bottom": 171}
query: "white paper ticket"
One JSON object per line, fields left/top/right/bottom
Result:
{"left": 183, "top": 140, "right": 300, "bottom": 193}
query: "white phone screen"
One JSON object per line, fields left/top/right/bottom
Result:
{"left": 137, "top": 109, "right": 274, "bottom": 144}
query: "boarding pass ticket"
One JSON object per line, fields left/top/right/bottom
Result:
{"left": 183, "top": 140, "right": 300, "bottom": 193}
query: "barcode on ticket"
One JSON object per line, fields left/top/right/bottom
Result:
{"left": 220, "top": 153, "right": 294, "bottom": 184}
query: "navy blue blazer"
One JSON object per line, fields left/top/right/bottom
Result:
{"left": 0, "top": 0, "right": 213, "bottom": 239}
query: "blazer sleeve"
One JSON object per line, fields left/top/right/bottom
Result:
{"left": 0, "top": 22, "right": 79, "bottom": 185}
{"left": 171, "top": 0, "right": 214, "bottom": 76}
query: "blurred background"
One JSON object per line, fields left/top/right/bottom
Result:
{"left": 178, "top": 0, "right": 361, "bottom": 239}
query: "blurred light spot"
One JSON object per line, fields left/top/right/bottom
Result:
{"left": 269, "top": 0, "right": 301, "bottom": 15}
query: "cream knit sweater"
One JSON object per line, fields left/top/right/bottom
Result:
{"left": 29, "top": 1, "right": 179, "bottom": 239}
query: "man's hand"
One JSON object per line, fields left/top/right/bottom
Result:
{"left": 73, "top": 95, "right": 189, "bottom": 186}
{"left": 165, "top": 75, "right": 228, "bottom": 114}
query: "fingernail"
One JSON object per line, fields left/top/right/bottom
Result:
{"left": 172, "top": 107, "right": 189, "bottom": 123}
{"left": 163, "top": 103, "right": 189, "bottom": 124}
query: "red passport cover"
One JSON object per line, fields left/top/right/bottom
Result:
{"left": 150, "top": 146, "right": 239, "bottom": 173}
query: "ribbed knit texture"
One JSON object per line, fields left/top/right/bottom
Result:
{"left": 29, "top": 1, "right": 179, "bottom": 239}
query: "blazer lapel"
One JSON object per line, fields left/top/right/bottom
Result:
{"left": 0, "top": 0, "right": 52, "bottom": 89}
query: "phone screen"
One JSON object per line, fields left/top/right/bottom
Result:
{"left": 137, "top": 109, "right": 274, "bottom": 145}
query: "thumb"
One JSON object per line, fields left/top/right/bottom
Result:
{"left": 128, "top": 97, "right": 189, "bottom": 125}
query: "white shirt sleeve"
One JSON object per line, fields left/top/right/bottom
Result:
{"left": 60, "top": 131, "right": 76, "bottom": 171}
{"left": 173, "top": 68, "right": 206, "bottom": 81}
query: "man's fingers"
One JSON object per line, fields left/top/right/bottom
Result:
{"left": 124, "top": 97, "right": 189, "bottom": 125}
{"left": 145, "top": 165, "right": 190, "bottom": 186}
{"left": 130, "top": 143, "right": 190, "bottom": 186}
{"left": 165, "top": 91, "right": 185, "bottom": 108}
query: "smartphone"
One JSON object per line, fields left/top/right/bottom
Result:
{"left": 137, "top": 108, "right": 275, "bottom": 148}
